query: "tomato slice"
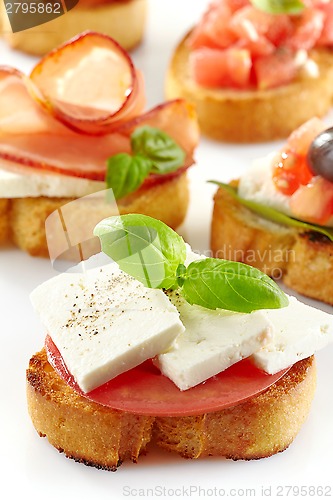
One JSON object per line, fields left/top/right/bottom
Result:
{"left": 190, "top": 47, "right": 251, "bottom": 89}
{"left": 254, "top": 50, "right": 297, "bottom": 90}
{"left": 45, "top": 335, "right": 290, "bottom": 417}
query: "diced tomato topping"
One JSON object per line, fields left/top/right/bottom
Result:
{"left": 272, "top": 118, "right": 327, "bottom": 195}
{"left": 316, "top": 2, "right": 333, "bottom": 46}
{"left": 235, "top": 35, "right": 275, "bottom": 58}
{"left": 189, "top": 0, "right": 332, "bottom": 91}
{"left": 286, "top": 8, "right": 325, "bottom": 51}
{"left": 229, "top": 6, "right": 273, "bottom": 40}
{"left": 254, "top": 50, "right": 298, "bottom": 90}
{"left": 189, "top": 5, "right": 237, "bottom": 50}
{"left": 190, "top": 47, "right": 251, "bottom": 88}
{"left": 225, "top": 0, "right": 250, "bottom": 13}
{"left": 265, "top": 15, "right": 294, "bottom": 46}
{"left": 290, "top": 176, "right": 333, "bottom": 224}
{"left": 272, "top": 149, "right": 314, "bottom": 195}
{"left": 287, "top": 117, "right": 327, "bottom": 155}
{"left": 272, "top": 117, "right": 331, "bottom": 198}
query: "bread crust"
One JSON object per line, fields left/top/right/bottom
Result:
{"left": 211, "top": 186, "right": 333, "bottom": 305}
{"left": 1, "top": 172, "right": 189, "bottom": 257}
{"left": 27, "top": 348, "right": 316, "bottom": 469}
{"left": 165, "top": 32, "right": 333, "bottom": 142}
{"left": 0, "top": 0, "right": 147, "bottom": 55}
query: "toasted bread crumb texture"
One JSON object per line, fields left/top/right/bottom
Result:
{"left": 165, "top": 32, "right": 333, "bottom": 142}
{"left": 0, "top": 0, "right": 147, "bottom": 56}
{"left": 27, "top": 349, "right": 316, "bottom": 470}
{"left": 0, "top": 172, "right": 189, "bottom": 257}
{"left": 211, "top": 187, "right": 333, "bottom": 305}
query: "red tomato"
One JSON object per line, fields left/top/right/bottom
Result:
{"left": 254, "top": 50, "right": 297, "bottom": 90}
{"left": 235, "top": 35, "right": 275, "bottom": 58}
{"left": 272, "top": 150, "right": 313, "bottom": 196}
{"left": 45, "top": 335, "right": 290, "bottom": 417}
{"left": 286, "top": 8, "right": 325, "bottom": 51}
{"left": 287, "top": 117, "right": 327, "bottom": 155}
{"left": 265, "top": 15, "right": 294, "bottom": 46}
{"left": 290, "top": 176, "right": 333, "bottom": 224}
{"left": 272, "top": 118, "right": 327, "bottom": 195}
{"left": 229, "top": 5, "right": 287, "bottom": 40}
{"left": 316, "top": 2, "right": 333, "bottom": 46}
{"left": 188, "top": 4, "right": 237, "bottom": 50}
{"left": 225, "top": 0, "right": 251, "bottom": 13}
{"left": 190, "top": 47, "right": 252, "bottom": 88}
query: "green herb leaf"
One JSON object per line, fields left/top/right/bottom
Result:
{"left": 106, "top": 153, "right": 152, "bottom": 200}
{"left": 210, "top": 181, "right": 333, "bottom": 242}
{"left": 182, "top": 258, "right": 289, "bottom": 313}
{"left": 251, "top": 0, "right": 305, "bottom": 15}
{"left": 131, "top": 126, "right": 186, "bottom": 174}
{"left": 94, "top": 214, "right": 187, "bottom": 289}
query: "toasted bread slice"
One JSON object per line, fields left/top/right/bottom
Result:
{"left": 1, "top": 172, "right": 189, "bottom": 257}
{"left": 165, "top": 32, "right": 333, "bottom": 142}
{"left": 211, "top": 186, "right": 333, "bottom": 305}
{"left": 27, "top": 348, "right": 316, "bottom": 470}
{"left": 0, "top": 0, "right": 147, "bottom": 56}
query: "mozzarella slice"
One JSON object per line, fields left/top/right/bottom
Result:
{"left": 30, "top": 263, "right": 184, "bottom": 393}
{"left": 0, "top": 163, "right": 104, "bottom": 198}
{"left": 252, "top": 296, "right": 333, "bottom": 374}
{"left": 157, "top": 291, "right": 273, "bottom": 391}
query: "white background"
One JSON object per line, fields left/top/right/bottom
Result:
{"left": 0, "top": 1, "right": 333, "bottom": 499}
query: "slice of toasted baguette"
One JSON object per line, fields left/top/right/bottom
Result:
{"left": 27, "top": 348, "right": 316, "bottom": 470}
{"left": 1, "top": 172, "right": 189, "bottom": 257}
{"left": 165, "top": 32, "right": 333, "bottom": 142}
{"left": 211, "top": 185, "right": 333, "bottom": 305}
{"left": 0, "top": 0, "right": 147, "bottom": 56}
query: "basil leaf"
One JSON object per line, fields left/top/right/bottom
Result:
{"left": 251, "top": 0, "right": 305, "bottom": 15}
{"left": 94, "top": 214, "right": 187, "bottom": 289}
{"left": 106, "top": 153, "right": 152, "bottom": 200}
{"left": 131, "top": 126, "right": 186, "bottom": 174}
{"left": 210, "top": 181, "right": 333, "bottom": 242}
{"left": 182, "top": 258, "right": 289, "bottom": 313}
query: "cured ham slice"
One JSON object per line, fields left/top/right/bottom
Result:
{"left": 0, "top": 32, "right": 198, "bottom": 181}
{"left": 30, "top": 31, "right": 146, "bottom": 134}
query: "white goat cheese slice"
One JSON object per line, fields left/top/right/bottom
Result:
{"left": 252, "top": 296, "right": 333, "bottom": 374}
{"left": 0, "top": 164, "right": 104, "bottom": 198}
{"left": 238, "top": 154, "right": 292, "bottom": 216}
{"left": 30, "top": 263, "right": 184, "bottom": 393}
{"left": 157, "top": 290, "right": 273, "bottom": 391}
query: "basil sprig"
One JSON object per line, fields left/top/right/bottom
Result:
{"left": 210, "top": 181, "right": 333, "bottom": 242}
{"left": 94, "top": 214, "right": 288, "bottom": 313}
{"left": 251, "top": 0, "right": 305, "bottom": 15}
{"left": 94, "top": 214, "right": 186, "bottom": 290}
{"left": 106, "top": 127, "right": 186, "bottom": 200}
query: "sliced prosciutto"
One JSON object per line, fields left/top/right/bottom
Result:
{"left": 0, "top": 63, "right": 198, "bottom": 180}
{"left": 30, "top": 31, "right": 146, "bottom": 135}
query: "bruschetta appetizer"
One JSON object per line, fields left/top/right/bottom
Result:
{"left": 0, "top": 31, "right": 199, "bottom": 257}
{"left": 166, "top": 0, "right": 333, "bottom": 142}
{"left": 27, "top": 214, "right": 333, "bottom": 470}
{"left": 211, "top": 117, "right": 333, "bottom": 304}
{"left": 0, "top": 0, "right": 147, "bottom": 55}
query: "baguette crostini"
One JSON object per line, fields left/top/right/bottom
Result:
{"left": 0, "top": 31, "right": 199, "bottom": 257}
{"left": 27, "top": 214, "right": 333, "bottom": 470}
{"left": 165, "top": 0, "right": 333, "bottom": 142}
{"left": 0, "top": 0, "right": 147, "bottom": 55}
{"left": 211, "top": 118, "right": 333, "bottom": 305}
